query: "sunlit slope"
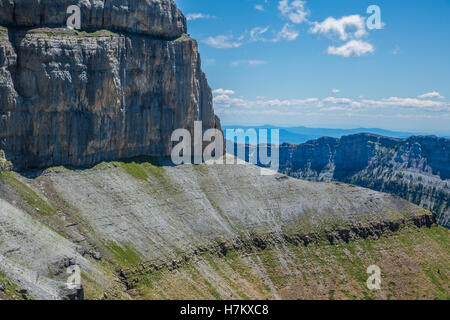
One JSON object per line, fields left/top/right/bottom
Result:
{"left": 0, "top": 159, "right": 447, "bottom": 300}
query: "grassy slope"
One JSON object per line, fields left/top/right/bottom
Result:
{"left": 0, "top": 271, "right": 28, "bottom": 300}
{"left": 103, "top": 161, "right": 449, "bottom": 300}
{"left": 123, "top": 225, "right": 449, "bottom": 300}
{"left": 0, "top": 161, "right": 448, "bottom": 300}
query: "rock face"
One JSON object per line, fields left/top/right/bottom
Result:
{"left": 277, "top": 134, "right": 450, "bottom": 227}
{"left": 0, "top": 159, "right": 440, "bottom": 299}
{"left": 0, "top": 0, "right": 186, "bottom": 39}
{"left": 0, "top": 0, "right": 221, "bottom": 169}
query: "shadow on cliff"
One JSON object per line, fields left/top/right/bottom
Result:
{"left": 15, "top": 155, "right": 177, "bottom": 179}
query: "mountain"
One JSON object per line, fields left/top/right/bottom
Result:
{"left": 0, "top": 158, "right": 447, "bottom": 300}
{"left": 0, "top": 0, "right": 221, "bottom": 170}
{"left": 223, "top": 125, "right": 415, "bottom": 145}
{"left": 275, "top": 134, "right": 450, "bottom": 228}
{"left": 0, "top": 1, "right": 448, "bottom": 301}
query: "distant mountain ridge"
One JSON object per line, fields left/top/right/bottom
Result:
{"left": 223, "top": 125, "right": 417, "bottom": 145}
{"left": 275, "top": 133, "right": 450, "bottom": 228}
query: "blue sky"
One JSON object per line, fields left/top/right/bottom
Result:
{"left": 174, "top": 0, "right": 450, "bottom": 134}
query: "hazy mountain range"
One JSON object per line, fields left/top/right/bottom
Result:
{"left": 223, "top": 125, "right": 449, "bottom": 145}
{"left": 232, "top": 133, "right": 450, "bottom": 228}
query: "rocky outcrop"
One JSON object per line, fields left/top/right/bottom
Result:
{"left": 0, "top": 0, "right": 221, "bottom": 169}
{"left": 277, "top": 133, "right": 450, "bottom": 227}
{"left": 0, "top": 0, "right": 186, "bottom": 39}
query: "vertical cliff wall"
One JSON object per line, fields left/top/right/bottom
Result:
{"left": 276, "top": 134, "right": 450, "bottom": 227}
{"left": 0, "top": 0, "right": 221, "bottom": 169}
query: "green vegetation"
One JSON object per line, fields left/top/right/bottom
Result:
{"left": 74, "top": 29, "right": 117, "bottom": 37}
{"left": 174, "top": 33, "right": 192, "bottom": 42}
{"left": 0, "top": 271, "right": 28, "bottom": 300}
{"left": 105, "top": 241, "right": 144, "bottom": 268}
{"left": 112, "top": 158, "right": 167, "bottom": 182}
{"left": 0, "top": 171, "right": 56, "bottom": 216}
{"left": 141, "top": 162, "right": 166, "bottom": 181}
{"left": 0, "top": 150, "right": 12, "bottom": 170}
{"left": 28, "top": 28, "right": 74, "bottom": 38}
{"left": 328, "top": 290, "right": 336, "bottom": 300}
{"left": 0, "top": 157, "right": 447, "bottom": 300}
{"left": 114, "top": 159, "right": 181, "bottom": 198}
{"left": 422, "top": 267, "right": 448, "bottom": 299}
{"left": 27, "top": 28, "right": 117, "bottom": 39}
{"left": 0, "top": 25, "right": 7, "bottom": 40}
{"left": 118, "top": 161, "right": 148, "bottom": 180}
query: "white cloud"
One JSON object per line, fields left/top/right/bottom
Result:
{"left": 213, "top": 89, "right": 235, "bottom": 95}
{"left": 327, "top": 40, "right": 374, "bottom": 57}
{"left": 310, "top": 15, "right": 367, "bottom": 41}
{"left": 276, "top": 24, "right": 299, "bottom": 41}
{"left": 203, "top": 35, "right": 242, "bottom": 49}
{"left": 362, "top": 97, "right": 447, "bottom": 109}
{"left": 213, "top": 89, "right": 450, "bottom": 118}
{"left": 204, "top": 24, "right": 298, "bottom": 49}
{"left": 254, "top": 5, "right": 264, "bottom": 11}
{"left": 249, "top": 26, "right": 270, "bottom": 42}
{"left": 418, "top": 92, "right": 445, "bottom": 99}
{"left": 231, "top": 60, "right": 267, "bottom": 67}
{"left": 186, "top": 13, "right": 216, "bottom": 21}
{"left": 249, "top": 24, "right": 300, "bottom": 43}
{"left": 202, "top": 1, "right": 307, "bottom": 48}
{"left": 323, "top": 97, "right": 353, "bottom": 104}
{"left": 200, "top": 1, "right": 384, "bottom": 55}
{"left": 331, "top": 89, "right": 340, "bottom": 94}
{"left": 278, "top": 0, "right": 309, "bottom": 24}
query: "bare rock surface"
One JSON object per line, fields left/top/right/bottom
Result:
{"left": 0, "top": 0, "right": 186, "bottom": 39}
{"left": 0, "top": 198, "right": 105, "bottom": 299}
{"left": 276, "top": 134, "right": 450, "bottom": 227}
{"left": 0, "top": 159, "right": 437, "bottom": 299}
{"left": 0, "top": 2, "right": 447, "bottom": 301}
{"left": 0, "top": 0, "right": 220, "bottom": 170}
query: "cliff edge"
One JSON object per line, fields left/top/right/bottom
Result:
{"left": 0, "top": 0, "right": 221, "bottom": 169}
{"left": 277, "top": 134, "right": 450, "bottom": 227}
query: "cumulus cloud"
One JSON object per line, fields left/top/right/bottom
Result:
{"left": 327, "top": 40, "right": 374, "bottom": 57}
{"left": 202, "top": 1, "right": 309, "bottom": 48}
{"left": 331, "top": 89, "right": 341, "bottom": 94}
{"left": 418, "top": 92, "right": 445, "bottom": 99}
{"left": 200, "top": 1, "right": 383, "bottom": 56}
{"left": 310, "top": 15, "right": 367, "bottom": 41}
{"left": 213, "top": 89, "right": 450, "bottom": 118}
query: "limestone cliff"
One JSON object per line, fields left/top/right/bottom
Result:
{"left": 0, "top": 1, "right": 448, "bottom": 302}
{"left": 276, "top": 134, "right": 450, "bottom": 227}
{"left": 0, "top": 0, "right": 221, "bottom": 169}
